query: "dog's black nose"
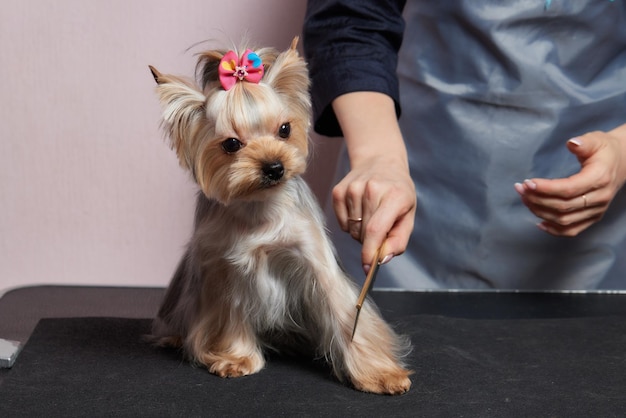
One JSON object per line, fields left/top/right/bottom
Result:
{"left": 262, "top": 161, "right": 285, "bottom": 181}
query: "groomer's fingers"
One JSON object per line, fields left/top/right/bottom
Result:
{"left": 515, "top": 131, "right": 626, "bottom": 236}
{"left": 537, "top": 215, "right": 602, "bottom": 237}
{"left": 521, "top": 134, "right": 620, "bottom": 200}
{"left": 333, "top": 180, "right": 357, "bottom": 233}
{"left": 361, "top": 187, "right": 416, "bottom": 272}
{"left": 344, "top": 179, "right": 368, "bottom": 241}
{"left": 362, "top": 209, "right": 414, "bottom": 269}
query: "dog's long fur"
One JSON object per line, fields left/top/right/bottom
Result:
{"left": 149, "top": 38, "right": 412, "bottom": 394}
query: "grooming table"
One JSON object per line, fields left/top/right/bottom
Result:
{"left": 1, "top": 286, "right": 626, "bottom": 416}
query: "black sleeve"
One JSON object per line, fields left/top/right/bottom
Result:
{"left": 302, "top": 0, "right": 407, "bottom": 137}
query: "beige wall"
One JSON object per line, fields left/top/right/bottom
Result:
{"left": 0, "top": 0, "right": 341, "bottom": 296}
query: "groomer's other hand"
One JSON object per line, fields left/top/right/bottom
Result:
{"left": 515, "top": 124, "right": 626, "bottom": 236}
{"left": 332, "top": 92, "right": 416, "bottom": 273}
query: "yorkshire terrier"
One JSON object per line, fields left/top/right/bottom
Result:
{"left": 148, "top": 37, "right": 411, "bottom": 395}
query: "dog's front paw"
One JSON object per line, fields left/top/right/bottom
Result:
{"left": 351, "top": 367, "right": 412, "bottom": 395}
{"left": 205, "top": 352, "right": 265, "bottom": 378}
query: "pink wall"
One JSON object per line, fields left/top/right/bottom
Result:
{"left": 0, "top": 0, "right": 341, "bottom": 296}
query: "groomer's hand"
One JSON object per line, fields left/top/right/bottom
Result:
{"left": 332, "top": 92, "right": 416, "bottom": 273}
{"left": 515, "top": 124, "right": 626, "bottom": 236}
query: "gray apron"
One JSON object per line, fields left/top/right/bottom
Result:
{"left": 327, "top": 0, "right": 626, "bottom": 290}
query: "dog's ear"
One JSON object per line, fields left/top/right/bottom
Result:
{"left": 148, "top": 65, "right": 206, "bottom": 169}
{"left": 149, "top": 65, "right": 164, "bottom": 85}
{"left": 195, "top": 50, "right": 226, "bottom": 91}
{"left": 262, "top": 37, "right": 311, "bottom": 120}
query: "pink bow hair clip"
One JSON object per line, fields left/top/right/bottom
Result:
{"left": 218, "top": 49, "right": 264, "bottom": 91}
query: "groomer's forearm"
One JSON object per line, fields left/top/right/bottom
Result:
{"left": 332, "top": 92, "right": 409, "bottom": 169}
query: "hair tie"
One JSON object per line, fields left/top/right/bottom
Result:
{"left": 218, "top": 49, "right": 264, "bottom": 90}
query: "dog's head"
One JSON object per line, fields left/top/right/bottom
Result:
{"left": 150, "top": 37, "right": 311, "bottom": 205}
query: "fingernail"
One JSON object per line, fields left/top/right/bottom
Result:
{"left": 536, "top": 223, "right": 548, "bottom": 232}
{"left": 380, "top": 254, "right": 394, "bottom": 265}
{"left": 524, "top": 179, "right": 537, "bottom": 190}
{"left": 568, "top": 137, "right": 583, "bottom": 146}
{"left": 514, "top": 182, "right": 525, "bottom": 195}
{"left": 363, "top": 264, "right": 371, "bottom": 275}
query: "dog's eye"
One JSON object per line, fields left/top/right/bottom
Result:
{"left": 221, "top": 138, "right": 243, "bottom": 154}
{"left": 278, "top": 122, "right": 291, "bottom": 139}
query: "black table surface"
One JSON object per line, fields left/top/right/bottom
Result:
{"left": 2, "top": 286, "right": 626, "bottom": 416}
{"left": 3, "top": 285, "right": 626, "bottom": 340}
